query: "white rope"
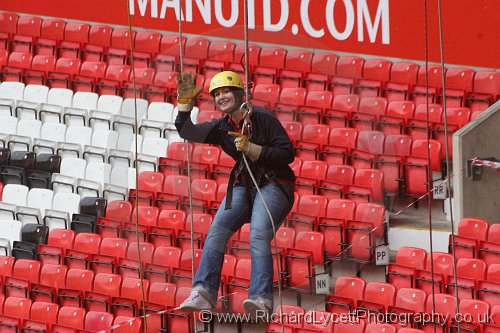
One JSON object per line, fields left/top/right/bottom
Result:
{"left": 175, "top": 3, "right": 199, "bottom": 332}
{"left": 239, "top": 0, "right": 286, "bottom": 328}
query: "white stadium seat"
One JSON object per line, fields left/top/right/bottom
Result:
{"left": 23, "top": 84, "right": 49, "bottom": 104}
{"left": 0, "top": 82, "right": 25, "bottom": 101}
{"left": 17, "top": 119, "right": 42, "bottom": 139}
{"left": 60, "top": 157, "right": 87, "bottom": 179}
{"left": 0, "top": 115, "right": 19, "bottom": 135}
{"left": 97, "top": 95, "right": 123, "bottom": 115}
{"left": 85, "top": 162, "right": 112, "bottom": 184}
{"left": 27, "top": 188, "right": 55, "bottom": 214}
{"left": 142, "top": 137, "right": 169, "bottom": 157}
{"left": 121, "top": 98, "right": 148, "bottom": 119}
{"left": 72, "top": 91, "right": 98, "bottom": 110}
{"left": 2, "top": 184, "right": 29, "bottom": 206}
{"left": 48, "top": 88, "right": 73, "bottom": 108}
{"left": 0, "top": 220, "right": 23, "bottom": 247}
{"left": 147, "top": 102, "right": 175, "bottom": 122}
{"left": 65, "top": 125, "right": 92, "bottom": 149}
{"left": 91, "top": 129, "right": 118, "bottom": 149}
{"left": 40, "top": 122, "right": 67, "bottom": 143}
{"left": 52, "top": 192, "right": 81, "bottom": 216}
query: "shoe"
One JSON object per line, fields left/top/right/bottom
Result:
{"left": 179, "top": 289, "right": 214, "bottom": 312}
{"left": 243, "top": 297, "right": 272, "bottom": 318}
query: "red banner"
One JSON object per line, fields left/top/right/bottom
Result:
{"left": 1, "top": 0, "right": 498, "bottom": 69}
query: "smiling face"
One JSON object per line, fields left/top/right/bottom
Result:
{"left": 213, "top": 87, "right": 237, "bottom": 113}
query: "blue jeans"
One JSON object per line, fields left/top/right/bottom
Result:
{"left": 192, "top": 182, "right": 294, "bottom": 305}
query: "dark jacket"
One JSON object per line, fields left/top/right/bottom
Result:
{"left": 175, "top": 106, "right": 296, "bottom": 183}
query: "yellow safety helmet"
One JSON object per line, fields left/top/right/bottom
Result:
{"left": 209, "top": 71, "right": 244, "bottom": 96}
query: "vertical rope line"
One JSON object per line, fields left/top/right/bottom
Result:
{"left": 422, "top": 0, "right": 438, "bottom": 328}
{"left": 437, "top": 0, "right": 461, "bottom": 321}
{"left": 124, "top": 1, "right": 148, "bottom": 332}
{"left": 177, "top": 1, "right": 198, "bottom": 331}
{"left": 241, "top": 0, "right": 285, "bottom": 327}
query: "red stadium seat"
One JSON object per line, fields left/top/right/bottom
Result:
{"left": 330, "top": 56, "right": 364, "bottom": 96}
{"left": 105, "top": 28, "right": 135, "bottom": 65}
{"left": 84, "top": 311, "right": 114, "bottom": 332}
{"left": 112, "top": 277, "right": 150, "bottom": 316}
{"left": 3, "top": 296, "right": 32, "bottom": 320}
{"left": 327, "top": 276, "right": 365, "bottom": 315}
{"left": 207, "top": 40, "right": 235, "bottom": 64}
{"left": 288, "top": 194, "right": 328, "bottom": 232}
{"left": 1, "top": 51, "right": 32, "bottom": 82}
{"left": 176, "top": 36, "right": 208, "bottom": 73}
{"left": 357, "top": 281, "right": 396, "bottom": 313}
{"left": 297, "top": 90, "right": 333, "bottom": 125}
{"left": 274, "top": 87, "right": 307, "bottom": 122}
{"left": 80, "top": 25, "right": 112, "bottom": 62}
{"left": 356, "top": 59, "right": 392, "bottom": 98}
{"left": 96, "top": 64, "right": 131, "bottom": 95}
{"left": 383, "top": 62, "right": 419, "bottom": 102}
{"left": 296, "top": 124, "right": 330, "bottom": 161}
{"left": 34, "top": 18, "right": 65, "bottom": 55}
{"left": 252, "top": 83, "right": 280, "bottom": 110}
{"left": 349, "top": 130, "right": 385, "bottom": 169}
{"left": 324, "top": 94, "right": 360, "bottom": 128}
{"left": 30, "top": 301, "right": 59, "bottom": 327}
{"left": 278, "top": 49, "right": 313, "bottom": 88}
{"left": 65, "top": 232, "right": 101, "bottom": 270}
{"left": 145, "top": 246, "right": 181, "bottom": 283}
{"left": 31, "top": 263, "right": 68, "bottom": 302}
{"left": 410, "top": 65, "right": 445, "bottom": 105}
{"left": 11, "top": 16, "right": 42, "bottom": 53}
{"left": 0, "top": 12, "right": 19, "bottom": 51}
{"left": 350, "top": 97, "right": 388, "bottom": 131}
{"left": 305, "top": 52, "right": 338, "bottom": 91}
{"left": 57, "top": 22, "right": 90, "bottom": 59}
{"left": 132, "top": 30, "right": 161, "bottom": 68}
{"left": 286, "top": 231, "right": 324, "bottom": 292}
{"left": 408, "top": 138, "right": 442, "bottom": 172}
{"left": 432, "top": 107, "right": 471, "bottom": 159}
{"left": 281, "top": 121, "right": 303, "bottom": 145}
{"left": 446, "top": 257, "right": 486, "bottom": 300}
{"left": 320, "top": 127, "right": 358, "bottom": 165}
{"left": 326, "top": 164, "right": 355, "bottom": 186}
{"left": 422, "top": 293, "right": 457, "bottom": 333}
{"left": 375, "top": 134, "right": 412, "bottom": 195}
{"left": 450, "top": 299, "right": 490, "bottom": 333}
{"left": 440, "top": 67, "right": 474, "bottom": 107}
{"left": 70, "top": 60, "right": 106, "bottom": 92}
{"left": 467, "top": 71, "right": 500, "bottom": 111}
{"left": 22, "top": 54, "right": 56, "bottom": 84}
{"left": 406, "top": 103, "right": 443, "bottom": 140}
{"left": 148, "top": 281, "right": 176, "bottom": 307}
{"left": 346, "top": 168, "right": 384, "bottom": 203}
{"left": 47, "top": 57, "right": 81, "bottom": 88}
{"left": 378, "top": 100, "right": 415, "bottom": 135}
{"left": 366, "top": 324, "right": 397, "bottom": 333}
{"left": 57, "top": 306, "right": 86, "bottom": 330}
{"left": 387, "top": 246, "right": 427, "bottom": 290}
{"left": 48, "top": 228, "right": 76, "bottom": 252}
{"left": 251, "top": 49, "right": 283, "bottom": 85}
{"left": 388, "top": 287, "right": 427, "bottom": 324}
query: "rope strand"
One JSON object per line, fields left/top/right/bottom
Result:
{"left": 124, "top": 1, "right": 148, "bottom": 332}
{"left": 437, "top": 0, "right": 461, "bottom": 324}
{"left": 422, "top": 0, "right": 438, "bottom": 329}
{"left": 176, "top": 2, "right": 200, "bottom": 332}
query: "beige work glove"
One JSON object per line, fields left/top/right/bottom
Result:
{"left": 177, "top": 71, "right": 203, "bottom": 112}
{"left": 228, "top": 131, "right": 262, "bottom": 162}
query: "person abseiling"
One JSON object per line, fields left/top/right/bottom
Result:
{"left": 175, "top": 70, "right": 296, "bottom": 316}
